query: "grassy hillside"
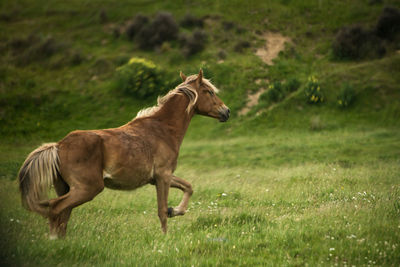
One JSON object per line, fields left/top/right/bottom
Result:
{"left": 1, "top": 0, "right": 400, "bottom": 266}
{"left": 1, "top": 0, "right": 399, "bottom": 140}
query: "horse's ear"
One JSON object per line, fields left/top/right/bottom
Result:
{"left": 196, "top": 69, "right": 203, "bottom": 86}
{"left": 180, "top": 71, "right": 187, "bottom": 82}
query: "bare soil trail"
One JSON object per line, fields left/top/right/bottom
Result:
{"left": 239, "top": 31, "right": 291, "bottom": 116}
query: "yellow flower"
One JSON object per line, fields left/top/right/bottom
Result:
{"left": 310, "top": 75, "right": 317, "bottom": 83}
{"left": 338, "top": 100, "right": 342, "bottom": 105}
{"left": 311, "top": 95, "right": 315, "bottom": 101}
{"left": 317, "top": 86, "right": 320, "bottom": 91}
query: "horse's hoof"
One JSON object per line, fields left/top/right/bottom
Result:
{"left": 167, "top": 207, "right": 174, "bottom": 217}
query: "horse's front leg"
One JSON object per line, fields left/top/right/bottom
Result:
{"left": 168, "top": 175, "right": 193, "bottom": 217}
{"left": 155, "top": 174, "right": 171, "bottom": 233}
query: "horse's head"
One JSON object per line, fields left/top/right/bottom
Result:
{"left": 181, "top": 70, "right": 230, "bottom": 122}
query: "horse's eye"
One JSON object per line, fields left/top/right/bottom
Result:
{"left": 208, "top": 90, "right": 215, "bottom": 96}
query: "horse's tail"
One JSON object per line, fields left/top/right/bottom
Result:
{"left": 18, "top": 143, "right": 60, "bottom": 217}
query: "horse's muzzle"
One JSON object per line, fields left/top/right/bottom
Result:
{"left": 219, "top": 107, "right": 230, "bottom": 122}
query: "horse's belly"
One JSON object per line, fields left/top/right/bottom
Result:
{"left": 103, "top": 168, "right": 153, "bottom": 190}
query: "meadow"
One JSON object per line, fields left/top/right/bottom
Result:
{"left": 1, "top": 127, "right": 400, "bottom": 266}
{"left": 1, "top": 0, "right": 400, "bottom": 266}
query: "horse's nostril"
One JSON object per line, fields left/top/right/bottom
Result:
{"left": 227, "top": 108, "right": 230, "bottom": 115}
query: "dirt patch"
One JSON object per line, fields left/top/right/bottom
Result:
{"left": 238, "top": 88, "right": 266, "bottom": 116}
{"left": 255, "top": 31, "right": 291, "bottom": 65}
{"left": 238, "top": 31, "right": 290, "bottom": 116}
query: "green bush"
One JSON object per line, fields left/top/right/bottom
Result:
{"left": 260, "top": 81, "right": 285, "bottom": 103}
{"left": 304, "top": 75, "right": 324, "bottom": 104}
{"left": 114, "top": 57, "right": 172, "bottom": 98}
{"left": 337, "top": 83, "right": 356, "bottom": 108}
{"left": 285, "top": 77, "right": 301, "bottom": 93}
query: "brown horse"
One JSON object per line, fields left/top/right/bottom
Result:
{"left": 18, "top": 70, "right": 230, "bottom": 239}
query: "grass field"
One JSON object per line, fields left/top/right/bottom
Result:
{"left": 1, "top": 0, "right": 400, "bottom": 266}
{"left": 1, "top": 127, "right": 400, "bottom": 266}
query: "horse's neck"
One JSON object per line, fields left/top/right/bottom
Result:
{"left": 153, "top": 94, "right": 194, "bottom": 147}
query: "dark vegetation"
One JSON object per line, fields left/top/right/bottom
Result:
{"left": 333, "top": 6, "right": 400, "bottom": 59}
{"left": 126, "top": 14, "right": 150, "bottom": 41}
{"left": 180, "top": 13, "right": 204, "bottom": 29}
{"left": 337, "top": 83, "right": 356, "bottom": 108}
{"left": 179, "top": 30, "right": 208, "bottom": 57}
{"left": 259, "top": 78, "right": 301, "bottom": 105}
{"left": 7, "top": 34, "right": 83, "bottom": 68}
{"left": 375, "top": 6, "right": 400, "bottom": 40}
{"left": 124, "top": 12, "right": 207, "bottom": 56}
{"left": 234, "top": 40, "right": 251, "bottom": 53}
{"left": 135, "top": 12, "right": 179, "bottom": 50}
{"left": 332, "top": 25, "right": 386, "bottom": 59}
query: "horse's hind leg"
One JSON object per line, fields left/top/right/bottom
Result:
{"left": 48, "top": 177, "right": 71, "bottom": 239}
{"left": 47, "top": 177, "right": 104, "bottom": 239}
{"left": 168, "top": 175, "right": 193, "bottom": 217}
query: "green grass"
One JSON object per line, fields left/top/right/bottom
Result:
{"left": 1, "top": 128, "right": 400, "bottom": 266}
{"left": 1, "top": 0, "right": 400, "bottom": 265}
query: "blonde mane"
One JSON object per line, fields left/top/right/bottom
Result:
{"left": 136, "top": 74, "right": 219, "bottom": 118}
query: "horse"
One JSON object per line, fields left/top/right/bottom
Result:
{"left": 18, "top": 69, "right": 230, "bottom": 239}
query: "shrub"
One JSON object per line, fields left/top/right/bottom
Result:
{"left": 126, "top": 12, "right": 179, "bottom": 50}
{"left": 99, "top": 9, "right": 108, "bottom": 24}
{"left": 234, "top": 40, "right": 251, "bottom": 53}
{"left": 126, "top": 14, "right": 150, "bottom": 40}
{"left": 375, "top": 6, "right": 400, "bottom": 41}
{"left": 114, "top": 57, "right": 171, "bottom": 98}
{"left": 217, "top": 49, "right": 227, "bottom": 60}
{"left": 112, "top": 27, "right": 120, "bottom": 39}
{"left": 337, "top": 83, "right": 356, "bottom": 108}
{"left": 68, "top": 50, "right": 84, "bottom": 66}
{"left": 52, "top": 50, "right": 85, "bottom": 68}
{"left": 136, "top": 12, "right": 179, "bottom": 49}
{"left": 33, "top": 37, "right": 62, "bottom": 58}
{"left": 304, "top": 76, "right": 324, "bottom": 104}
{"left": 332, "top": 25, "right": 385, "bottom": 59}
{"left": 260, "top": 81, "right": 285, "bottom": 103}
{"left": 15, "top": 36, "right": 65, "bottom": 65}
{"left": 180, "top": 30, "right": 208, "bottom": 57}
{"left": 9, "top": 34, "right": 39, "bottom": 53}
{"left": 222, "top": 21, "right": 235, "bottom": 31}
{"left": 180, "top": 14, "right": 204, "bottom": 28}
{"left": 284, "top": 77, "right": 301, "bottom": 93}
